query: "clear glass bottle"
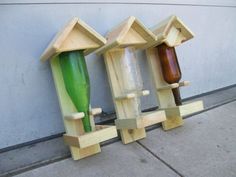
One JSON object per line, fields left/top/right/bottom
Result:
{"left": 119, "top": 47, "right": 143, "bottom": 117}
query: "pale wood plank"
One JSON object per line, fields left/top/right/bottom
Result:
{"left": 115, "top": 110, "right": 166, "bottom": 129}
{"left": 157, "top": 83, "right": 179, "bottom": 91}
{"left": 146, "top": 48, "right": 176, "bottom": 108}
{"left": 96, "top": 16, "right": 156, "bottom": 55}
{"left": 41, "top": 18, "right": 106, "bottom": 62}
{"left": 146, "top": 15, "right": 195, "bottom": 48}
{"left": 63, "top": 125, "right": 117, "bottom": 148}
{"left": 50, "top": 57, "right": 101, "bottom": 160}
{"left": 96, "top": 17, "right": 165, "bottom": 143}
{"left": 146, "top": 44, "right": 203, "bottom": 130}
{"left": 179, "top": 81, "right": 190, "bottom": 87}
{"left": 64, "top": 112, "right": 85, "bottom": 120}
{"left": 120, "top": 129, "right": 146, "bottom": 144}
{"left": 180, "top": 101, "right": 204, "bottom": 116}
{"left": 90, "top": 108, "right": 102, "bottom": 116}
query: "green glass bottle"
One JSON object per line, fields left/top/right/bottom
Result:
{"left": 59, "top": 50, "right": 91, "bottom": 132}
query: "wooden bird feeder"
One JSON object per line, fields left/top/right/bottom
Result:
{"left": 96, "top": 16, "right": 166, "bottom": 144}
{"left": 145, "top": 15, "right": 204, "bottom": 130}
{"left": 40, "top": 18, "right": 117, "bottom": 160}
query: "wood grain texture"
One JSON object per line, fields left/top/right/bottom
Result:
{"left": 146, "top": 45, "right": 204, "bottom": 130}
{"left": 63, "top": 125, "right": 117, "bottom": 148}
{"left": 179, "top": 101, "right": 204, "bottom": 116}
{"left": 50, "top": 57, "right": 103, "bottom": 160}
{"left": 40, "top": 17, "right": 120, "bottom": 160}
{"left": 115, "top": 110, "right": 166, "bottom": 129}
{"left": 144, "top": 15, "right": 194, "bottom": 48}
{"left": 41, "top": 18, "right": 106, "bottom": 62}
{"left": 50, "top": 57, "right": 100, "bottom": 159}
{"left": 97, "top": 17, "right": 167, "bottom": 143}
{"left": 120, "top": 128, "right": 146, "bottom": 144}
{"left": 50, "top": 57, "right": 117, "bottom": 160}
{"left": 102, "top": 48, "right": 166, "bottom": 143}
{"left": 146, "top": 48, "right": 176, "bottom": 108}
{"left": 96, "top": 16, "right": 156, "bottom": 55}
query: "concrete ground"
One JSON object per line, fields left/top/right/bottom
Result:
{"left": 14, "top": 101, "right": 236, "bottom": 177}
{"left": 2, "top": 86, "right": 236, "bottom": 176}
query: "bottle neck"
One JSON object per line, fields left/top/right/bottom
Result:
{"left": 172, "top": 87, "right": 182, "bottom": 106}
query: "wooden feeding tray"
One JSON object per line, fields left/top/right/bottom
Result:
{"left": 96, "top": 16, "right": 166, "bottom": 144}
{"left": 63, "top": 125, "right": 117, "bottom": 149}
{"left": 115, "top": 110, "right": 166, "bottom": 129}
{"left": 40, "top": 18, "right": 117, "bottom": 160}
{"left": 145, "top": 15, "right": 204, "bottom": 130}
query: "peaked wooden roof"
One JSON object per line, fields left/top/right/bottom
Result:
{"left": 96, "top": 16, "right": 156, "bottom": 55}
{"left": 148, "top": 15, "right": 194, "bottom": 48}
{"left": 40, "top": 18, "right": 106, "bottom": 62}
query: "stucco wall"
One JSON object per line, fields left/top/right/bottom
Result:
{"left": 0, "top": 0, "right": 236, "bottom": 149}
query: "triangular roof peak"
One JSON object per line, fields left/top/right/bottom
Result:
{"left": 96, "top": 16, "right": 156, "bottom": 55}
{"left": 148, "top": 15, "right": 194, "bottom": 48}
{"left": 40, "top": 18, "right": 106, "bottom": 62}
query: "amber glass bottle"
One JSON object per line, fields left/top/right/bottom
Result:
{"left": 157, "top": 43, "right": 182, "bottom": 106}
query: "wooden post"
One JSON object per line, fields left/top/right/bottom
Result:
{"left": 96, "top": 16, "right": 166, "bottom": 144}
{"left": 40, "top": 18, "right": 117, "bottom": 160}
{"left": 145, "top": 15, "right": 204, "bottom": 130}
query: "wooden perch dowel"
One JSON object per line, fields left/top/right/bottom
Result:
{"left": 64, "top": 112, "right": 85, "bottom": 120}
{"left": 145, "top": 15, "right": 204, "bottom": 130}
{"left": 90, "top": 108, "right": 102, "bottom": 116}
